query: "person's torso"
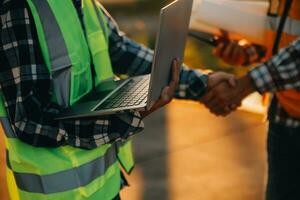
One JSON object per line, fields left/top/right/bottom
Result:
{"left": 266, "top": 0, "right": 300, "bottom": 120}
{"left": 2, "top": 1, "right": 132, "bottom": 199}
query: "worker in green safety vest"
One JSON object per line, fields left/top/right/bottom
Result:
{"left": 0, "top": 0, "right": 236, "bottom": 199}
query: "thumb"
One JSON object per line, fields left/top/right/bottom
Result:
{"left": 208, "top": 72, "right": 236, "bottom": 89}
{"left": 227, "top": 75, "right": 236, "bottom": 87}
{"left": 162, "top": 86, "right": 171, "bottom": 102}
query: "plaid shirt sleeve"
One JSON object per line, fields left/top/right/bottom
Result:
{"left": 100, "top": 6, "right": 208, "bottom": 100}
{"left": 0, "top": 0, "right": 144, "bottom": 149}
{"left": 248, "top": 38, "right": 300, "bottom": 93}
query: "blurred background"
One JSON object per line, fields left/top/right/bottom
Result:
{"left": 99, "top": 0, "right": 268, "bottom": 200}
{"left": 101, "top": 0, "right": 248, "bottom": 74}
{"left": 0, "top": 0, "right": 269, "bottom": 199}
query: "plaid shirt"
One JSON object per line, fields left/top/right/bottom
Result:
{"left": 249, "top": 38, "right": 300, "bottom": 128}
{"left": 0, "top": 0, "right": 208, "bottom": 149}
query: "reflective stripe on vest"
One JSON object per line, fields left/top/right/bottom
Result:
{"left": 28, "top": 0, "right": 133, "bottom": 173}
{"left": 0, "top": 0, "right": 132, "bottom": 199}
{"left": 1, "top": 117, "right": 120, "bottom": 197}
{"left": 27, "top": 0, "right": 93, "bottom": 107}
{"left": 267, "top": 16, "right": 300, "bottom": 36}
{"left": 29, "top": 0, "right": 73, "bottom": 108}
{"left": 7, "top": 147, "right": 117, "bottom": 194}
{"left": 4, "top": 131, "right": 121, "bottom": 199}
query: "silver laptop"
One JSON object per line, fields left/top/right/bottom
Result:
{"left": 57, "top": 0, "right": 193, "bottom": 120}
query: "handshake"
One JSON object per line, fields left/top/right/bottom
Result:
{"left": 200, "top": 72, "right": 256, "bottom": 116}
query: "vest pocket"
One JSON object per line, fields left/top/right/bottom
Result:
{"left": 51, "top": 63, "right": 72, "bottom": 107}
{"left": 70, "top": 62, "right": 93, "bottom": 105}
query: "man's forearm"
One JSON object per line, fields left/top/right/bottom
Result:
{"left": 248, "top": 38, "right": 300, "bottom": 93}
{"left": 236, "top": 75, "right": 256, "bottom": 100}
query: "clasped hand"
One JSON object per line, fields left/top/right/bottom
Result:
{"left": 200, "top": 72, "right": 249, "bottom": 116}
{"left": 140, "top": 59, "right": 255, "bottom": 118}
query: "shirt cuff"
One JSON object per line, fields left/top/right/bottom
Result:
{"left": 175, "top": 66, "right": 208, "bottom": 100}
{"left": 248, "top": 63, "right": 276, "bottom": 94}
{"left": 114, "top": 111, "right": 144, "bottom": 140}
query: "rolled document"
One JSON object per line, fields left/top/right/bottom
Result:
{"left": 190, "top": 0, "right": 269, "bottom": 44}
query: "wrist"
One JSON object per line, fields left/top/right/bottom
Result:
{"left": 237, "top": 75, "right": 256, "bottom": 98}
{"left": 199, "top": 74, "right": 209, "bottom": 97}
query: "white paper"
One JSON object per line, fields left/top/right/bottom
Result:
{"left": 190, "top": 0, "right": 269, "bottom": 44}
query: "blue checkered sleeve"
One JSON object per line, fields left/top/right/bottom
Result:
{"left": 248, "top": 38, "right": 300, "bottom": 93}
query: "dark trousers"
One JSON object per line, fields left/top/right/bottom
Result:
{"left": 266, "top": 123, "right": 300, "bottom": 200}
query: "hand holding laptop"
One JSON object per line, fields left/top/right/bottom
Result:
{"left": 57, "top": 0, "right": 193, "bottom": 120}
{"left": 140, "top": 59, "right": 180, "bottom": 118}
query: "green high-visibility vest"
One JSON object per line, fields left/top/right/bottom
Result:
{"left": 0, "top": 0, "right": 134, "bottom": 199}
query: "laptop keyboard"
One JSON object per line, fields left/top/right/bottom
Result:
{"left": 95, "top": 76, "right": 150, "bottom": 110}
